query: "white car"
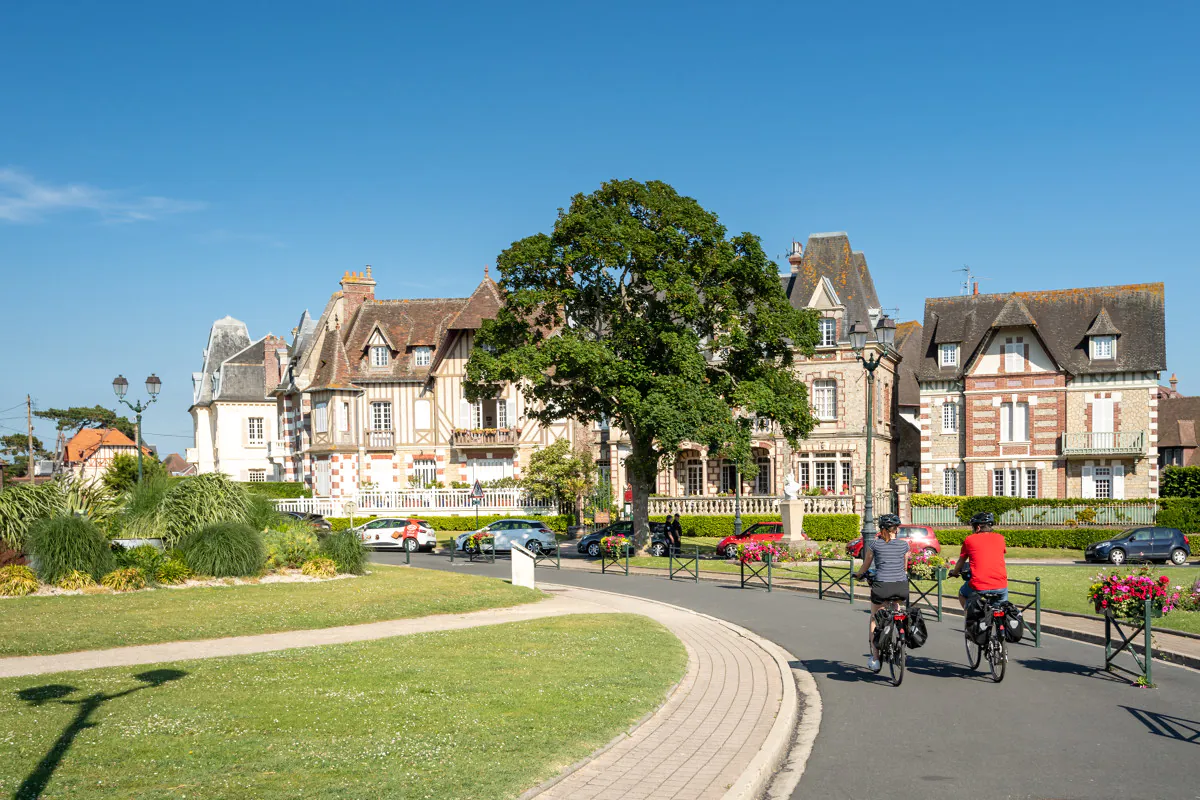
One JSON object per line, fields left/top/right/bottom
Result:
{"left": 454, "top": 519, "right": 558, "bottom": 554}
{"left": 356, "top": 517, "right": 437, "bottom": 552}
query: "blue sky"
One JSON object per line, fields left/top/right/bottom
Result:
{"left": 2, "top": 1, "right": 1198, "bottom": 455}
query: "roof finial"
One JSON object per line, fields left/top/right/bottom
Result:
{"left": 365, "top": 264, "right": 372, "bottom": 279}
{"left": 485, "top": 264, "right": 490, "bottom": 278}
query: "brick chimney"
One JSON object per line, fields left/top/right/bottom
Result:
{"left": 1170, "top": 373, "right": 1178, "bottom": 393}
{"left": 264, "top": 335, "right": 288, "bottom": 395}
{"left": 973, "top": 281, "right": 979, "bottom": 296}
{"left": 786, "top": 241, "right": 803, "bottom": 274}
{"left": 340, "top": 265, "right": 376, "bottom": 324}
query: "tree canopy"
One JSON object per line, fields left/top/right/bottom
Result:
{"left": 102, "top": 452, "right": 168, "bottom": 494}
{"left": 465, "top": 179, "right": 820, "bottom": 549}
{"left": 34, "top": 406, "right": 136, "bottom": 440}
{"left": 0, "top": 434, "right": 51, "bottom": 478}
{"left": 522, "top": 439, "right": 597, "bottom": 525}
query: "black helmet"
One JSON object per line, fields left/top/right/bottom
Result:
{"left": 877, "top": 513, "right": 901, "bottom": 529}
{"left": 970, "top": 511, "right": 996, "bottom": 527}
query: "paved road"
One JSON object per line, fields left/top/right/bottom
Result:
{"left": 378, "top": 551, "right": 1200, "bottom": 800}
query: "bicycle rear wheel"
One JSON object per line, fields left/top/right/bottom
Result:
{"left": 990, "top": 635, "right": 1007, "bottom": 683}
{"left": 965, "top": 633, "right": 982, "bottom": 670}
{"left": 890, "top": 643, "right": 906, "bottom": 686}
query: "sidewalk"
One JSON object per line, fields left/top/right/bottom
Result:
{"left": 0, "top": 584, "right": 803, "bottom": 800}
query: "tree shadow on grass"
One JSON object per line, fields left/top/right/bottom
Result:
{"left": 13, "top": 668, "right": 187, "bottom": 800}
{"left": 1121, "top": 706, "right": 1200, "bottom": 745}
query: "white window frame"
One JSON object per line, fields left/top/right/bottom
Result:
{"left": 414, "top": 346, "right": 432, "bottom": 367}
{"left": 755, "top": 456, "right": 771, "bottom": 495}
{"left": 1004, "top": 342, "right": 1023, "bottom": 372}
{"left": 338, "top": 401, "right": 350, "bottom": 433}
{"left": 1094, "top": 466, "right": 1113, "bottom": 500}
{"left": 497, "top": 399, "right": 509, "bottom": 429}
{"left": 370, "top": 401, "right": 392, "bottom": 432}
{"left": 797, "top": 461, "right": 810, "bottom": 489}
{"left": 720, "top": 462, "right": 738, "bottom": 494}
{"left": 1000, "top": 402, "right": 1029, "bottom": 443}
{"left": 1026, "top": 468, "right": 1038, "bottom": 499}
{"left": 247, "top": 468, "right": 266, "bottom": 483}
{"left": 247, "top": 417, "right": 264, "bottom": 445}
{"left": 941, "top": 401, "right": 958, "bottom": 433}
{"left": 1092, "top": 335, "right": 1115, "bottom": 360}
{"left": 818, "top": 318, "right": 836, "bottom": 347}
{"left": 370, "top": 346, "right": 390, "bottom": 368}
{"left": 684, "top": 460, "right": 704, "bottom": 496}
{"left": 939, "top": 343, "right": 958, "bottom": 367}
{"left": 813, "top": 379, "right": 837, "bottom": 421}
{"left": 313, "top": 402, "right": 329, "bottom": 434}
{"left": 814, "top": 461, "right": 837, "bottom": 492}
{"left": 412, "top": 458, "right": 437, "bottom": 487}
{"left": 943, "top": 467, "right": 959, "bottom": 496}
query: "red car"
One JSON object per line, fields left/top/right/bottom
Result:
{"left": 716, "top": 521, "right": 797, "bottom": 559}
{"left": 846, "top": 525, "right": 941, "bottom": 558}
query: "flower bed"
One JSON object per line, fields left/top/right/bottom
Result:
{"left": 735, "top": 542, "right": 794, "bottom": 564}
{"left": 465, "top": 532, "right": 494, "bottom": 551}
{"left": 1087, "top": 569, "right": 1185, "bottom": 619}
{"left": 600, "top": 536, "right": 630, "bottom": 558}
{"left": 907, "top": 551, "right": 951, "bottom": 581}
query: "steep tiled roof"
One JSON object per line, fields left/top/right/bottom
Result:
{"left": 450, "top": 277, "right": 503, "bottom": 331}
{"left": 784, "top": 232, "right": 882, "bottom": 341}
{"left": 1158, "top": 397, "right": 1200, "bottom": 450}
{"left": 918, "top": 283, "right": 1166, "bottom": 380}
{"left": 894, "top": 320, "right": 923, "bottom": 407}
{"left": 193, "top": 316, "right": 252, "bottom": 407}
{"left": 212, "top": 336, "right": 278, "bottom": 403}
{"left": 65, "top": 428, "right": 150, "bottom": 463}
{"left": 162, "top": 453, "right": 196, "bottom": 476}
{"left": 340, "top": 298, "right": 465, "bottom": 382}
{"left": 309, "top": 329, "right": 358, "bottom": 390}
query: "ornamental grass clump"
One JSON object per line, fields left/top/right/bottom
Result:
{"left": 319, "top": 530, "right": 367, "bottom": 575}
{"left": 179, "top": 522, "right": 265, "bottom": 578}
{"left": 264, "top": 524, "right": 320, "bottom": 570}
{"left": 154, "top": 557, "right": 193, "bottom": 585}
{"left": 158, "top": 474, "right": 253, "bottom": 546}
{"left": 101, "top": 567, "right": 147, "bottom": 592}
{"left": 114, "top": 544, "right": 165, "bottom": 577}
{"left": 57, "top": 570, "right": 96, "bottom": 590}
{"left": 0, "top": 565, "right": 39, "bottom": 597}
{"left": 301, "top": 557, "right": 337, "bottom": 578}
{"left": 26, "top": 514, "right": 114, "bottom": 584}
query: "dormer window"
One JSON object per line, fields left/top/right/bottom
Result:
{"left": 939, "top": 343, "right": 958, "bottom": 367}
{"left": 211, "top": 372, "right": 221, "bottom": 396}
{"left": 1091, "top": 335, "right": 1116, "bottom": 361}
{"left": 818, "top": 317, "right": 836, "bottom": 347}
{"left": 370, "top": 346, "right": 390, "bottom": 368}
{"left": 414, "top": 346, "right": 432, "bottom": 367}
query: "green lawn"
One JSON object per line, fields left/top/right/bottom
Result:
{"left": 0, "top": 615, "right": 686, "bottom": 800}
{"left": 0, "top": 567, "right": 540, "bottom": 658}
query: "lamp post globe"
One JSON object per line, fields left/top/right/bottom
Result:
{"left": 112, "top": 375, "right": 129, "bottom": 399}
{"left": 875, "top": 315, "right": 896, "bottom": 349}
{"left": 145, "top": 374, "right": 162, "bottom": 397}
{"left": 112, "top": 373, "right": 159, "bottom": 485}
{"left": 849, "top": 320, "right": 869, "bottom": 353}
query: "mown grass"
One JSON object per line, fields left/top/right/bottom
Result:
{"left": 0, "top": 567, "right": 540, "bottom": 658}
{"left": 0, "top": 615, "right": 686, "bottom": 800}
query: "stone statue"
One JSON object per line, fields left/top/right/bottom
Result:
{"left": 782, "top": 472, "right": 800, "bottom": 500}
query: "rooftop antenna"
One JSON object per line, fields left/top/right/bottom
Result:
{"left": 954, "top": 265, "right": 974, "bottom": 295}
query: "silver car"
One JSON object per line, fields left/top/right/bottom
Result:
{"left": 454, "top": 519, "right": 558, "bottom": 554}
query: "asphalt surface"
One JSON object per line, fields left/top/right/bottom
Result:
{"left": 376, "top": 550, "right": 1200, "bottom": 800}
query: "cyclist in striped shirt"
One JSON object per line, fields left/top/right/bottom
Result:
{"left": 854, "top": 514, "right": 910, "bottom": 671}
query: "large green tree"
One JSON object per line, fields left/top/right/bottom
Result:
{"left": 34, "top": 405, "right": 137, "bottom": 440}
{"left": 0, "top": 434, "right": 51, "bottom": 478}
{"left": 102, "top": 452, "right": 168, "bottom": 494}
{"left": 522, "top": 439, "right": 597, "bottom": 526}
{"left": 465, "top": 179, "right": 820, "bottom": 551}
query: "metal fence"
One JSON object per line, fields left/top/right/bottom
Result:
{"left": 911, "top": 502, "right": 1159, "bottom": 527}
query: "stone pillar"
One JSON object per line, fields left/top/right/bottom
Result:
{"left": 779, "top": 499, "right": 806, "bottom": 544}
{"left": 853, "top": 478, "right": 865, "bottom": 518}
{"left": 896, "top": 477, "right": 911, "bottom": 523}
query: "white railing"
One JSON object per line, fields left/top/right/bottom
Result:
{"left": 912, "top": 502, "right": 1159, "bottom": 527}
{"left": 268, "top": 440, "right": 293, "bottom": 459}
{"left": 646, "top": 495, "right": 854, "bottom": 517}
{"left": 275, "top": 488, "right": 557, "bottom": 518}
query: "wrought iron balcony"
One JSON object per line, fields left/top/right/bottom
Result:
{"left": 1061, "top": 430, "right": 1146, "bottom": 457}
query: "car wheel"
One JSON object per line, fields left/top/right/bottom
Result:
{"left": 587, "top": 543, "right": 600, "bottom": 557}
{"left": 404, "top": 538, "right": 418, "bottom": 552}
{"left": 921, "top": 547, "right": 936, "bottom": 556}
{"left": 1170, "top": 548, "right": 1188, "bottom": 566}
{"left": 1108, "top": 548, "right": 1126, "bottom": 566}
{"left": 725, "top": 544, "right": 739, "bottom": 559}
{"left": 526, "top": 539, "right": 542, "bottom": 555}
{"left": 650, "top": 542, "right": 666, "bottom": 557}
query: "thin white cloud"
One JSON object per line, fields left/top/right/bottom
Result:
{"left": 0, "top": 168, "right": 206, "bottom": 224}
{"left": 193, "top": 229, "right": 287, "bottom": 248}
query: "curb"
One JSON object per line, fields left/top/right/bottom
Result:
{"left": 533, "top": 583, "right": 813, "bottom": 800}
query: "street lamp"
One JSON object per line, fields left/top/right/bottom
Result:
{"left": 850, "top": 317, "right": 896, "bottom": 563}
{"left": 112, "top": 373, "right": 161, "bottom": 484}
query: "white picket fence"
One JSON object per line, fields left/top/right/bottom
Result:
{"left": 911, "top": 502, "right": 1159, "bottom": 527}
{"left": 275, "top": 488, "right": 558, "bottom": 518}
{"left": 647, "top": 495, "right": 855, "bottom": 517}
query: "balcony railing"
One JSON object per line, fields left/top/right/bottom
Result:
{"left": 1061, "top": 431, "right": 1146, "bottom": 457}
{"left": 268, "top": 440, "right": 293, "bottom": 459}
{"left": 365, "top": 429, "right": 395, "bottom": 449}
{"left": 451, "top": 427, "right": 520, "bottom": 448}
{"left": 275, "top": 488, "right": 557, "bottom": 517}
{"left": 646, "top": 495, "right": 855, "bottom": 517}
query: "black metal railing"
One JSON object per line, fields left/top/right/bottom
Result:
{"left": 740, "top": 553, "right": 772, "bottom": 592}
{"left": 600, "top": 541, "right": 630, "bottom": 575}
{"left": 817, "top": 557, "right": 856, "bottom": 603}
{"left": 669, "top": 545, "right": 700, "bottom": 583}
{"left": 1008, "top": 576, "right": 1042, "bottom": 648}
{"left": 1104, "top": 602, "right": 1158, "bottom": 686}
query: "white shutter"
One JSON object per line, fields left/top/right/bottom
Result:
{"left": 459, "top": 399, "right": 471, "bottom": 428}
{"left": 1112, "top": 464, "right": 1125, "bottom": 500}
{"left": 498, "top": 399, "right": 508, "bottom": 428}
{"left": 1016, "top": 403, "right": 1029, "bottom": 442}
{"left": 1081, "top": 465, "right": 1095, "bottom": 499}
{"left": 1000, "top": 404, "right": 1011, "bottom": 443}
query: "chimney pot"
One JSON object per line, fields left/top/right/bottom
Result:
{"left": 1170, "top": 373, "right": 1178, "bottom": 391}
{"left": 973, "top": 281, "right": 979, "bottom": 296}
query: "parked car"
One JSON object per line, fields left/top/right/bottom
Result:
{"left": 356, "top": 517, "right": 437, "bottom": 552}
{"left": 577, "top": 521, "right": 670, "bottom": 557}
{"left": 1085, "top": 527, "right": 1191, "bottom": 566}
{"left": 281, "top": 511, "right": 332, "bottom": 532}
{"left": 715, "top": 521, "right": 792, "bottom": 559}
{"left": 846, "top": 525, "right": 941, "bottom": 558}
{"left": 455, "top": 519, "right": 559, "bottom": 554}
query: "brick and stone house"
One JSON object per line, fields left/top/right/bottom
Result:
{"left": 917, "top": 283, "right": 1167, "bottom": 499}
{"left": 62, "top": 428, "right": 152, "bottom": 482}
{"left": 1157, "top": 375, "right": 1200, "bottom": 468}
{"left": 188, "top": 317, "right": 288, "bottom": 481}
{"left": 271, "top": 267, "right": 574, "bottom": 499}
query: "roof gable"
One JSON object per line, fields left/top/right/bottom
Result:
{"left": 785, "top": 232, "right": 883, "bottom": 340}
{"left": 990, "top": 297, "right": 1038, "bottom": 329}
{"left": 1084, "top": 307, "right": 1122, "bottom": 337}
{"left": 450, "top": 277, "right": 502, "bottom": 331}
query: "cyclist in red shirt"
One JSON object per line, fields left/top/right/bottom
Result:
{"left": 949, "top": 512, "right": 1008, "bottom": 607}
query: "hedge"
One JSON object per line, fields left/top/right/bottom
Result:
{"left": 1157, "top": 498, "right": 1200, "bottom": 533}
{"left": 237, "top": 482, "right": 312, "bottom": 499}
{"left": 325, "top": 514, "right": 572, "bottom": 534}
{"left": 802, "top": 514, "right": 861, "bottom": 542}
{"left": 1161, "top": 466, "right": 1200, "bottom": 498}
{"left": 930, "top": 528, "right": 1156, "bottom": 549}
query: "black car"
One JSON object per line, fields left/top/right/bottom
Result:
{"left": 577, "top": 521, "right": 670, "bottom": 557}
{"left": 1085, "top": 527, "right": 1191, "bottom": 566}
{"left": 282, "top": 511, "right": 333, "bottom": 532}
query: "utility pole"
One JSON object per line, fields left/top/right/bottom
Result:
{"left": 27, "top": 395, "right": 34, "bottom": 482}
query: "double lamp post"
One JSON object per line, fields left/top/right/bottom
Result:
{"left": 849, "top": 315, "right": 896, "bottom": 558}
{"left": 112, "top": 373, "right": 161, "bottom": 485}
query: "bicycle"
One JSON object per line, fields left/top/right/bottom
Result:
{"left": 961, "top": 573, "right": 1008, "bottom": 683}
{"left": 866, "top": 576, "right": 908, "bottom": 687}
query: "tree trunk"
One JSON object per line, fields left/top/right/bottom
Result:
{"left": 627, "top": 438, "right": 657, "bottom": 555}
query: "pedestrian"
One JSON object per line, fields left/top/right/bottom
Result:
{"left": 669, "top": 513, "right": 683, "bottom": 549}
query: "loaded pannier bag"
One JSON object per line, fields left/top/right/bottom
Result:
{"left": 1000, "top": 601, "right": 1026, "bottom": 643}
{"left": 964, "top": 594, "right": 992, "bottom": 645}
{"left": 904, "top": 608, "right": 929, "bottom": 649}
{"left": 873, "top": 608, "right": 896, "bottom": 652}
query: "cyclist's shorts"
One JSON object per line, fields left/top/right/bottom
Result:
{"left": 870, "top": 580, "right": 909, "bottom": 604}
{"left": 958, "top": 583, "right": 1008, "bottom": 603}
